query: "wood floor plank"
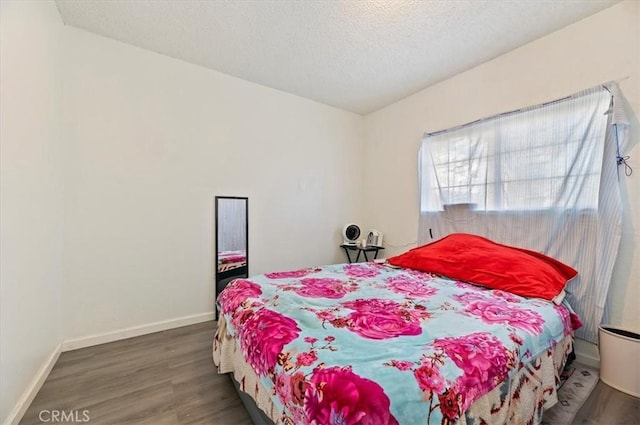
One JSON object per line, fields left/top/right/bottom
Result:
{"left": 571, "top": 381, "right": 640, "bottom": 425}
{"left": 18, "top": 322, "right": 639, "bottom": 425}
{"left": 77, "top": 381, "right": 176, "bottom": 424}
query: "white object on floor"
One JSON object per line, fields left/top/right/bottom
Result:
{"left": 599, "top": 325, "right": 640, "bottom": 398}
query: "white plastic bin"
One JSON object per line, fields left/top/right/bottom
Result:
{"left": 599, "top": 325, "right": 640, "bottom": 398}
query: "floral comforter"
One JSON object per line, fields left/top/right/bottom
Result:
{"left": 215, "top": 262, "right": 580, "bottom": 425}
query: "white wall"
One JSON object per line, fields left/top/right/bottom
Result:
{"left": 61, "top": 27, "right": 364, "bottom": 341}
{"left": 363, "top": 1, "right": 639, "bottom": 364}
{"left": 0, "top": 1, "right": 65, "bottom": 423}
{"left": 3, "top": 4, "right": 635, "bottom": 421}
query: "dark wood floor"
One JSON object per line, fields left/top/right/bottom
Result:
{"left": 19, "top": 322, "right": 639, "bottom": 425}
{"left": 19, "top": 322, "right": 251, "bottom": 425}
{"left": 573, "top": 379, "right": 639, "bottom": 425}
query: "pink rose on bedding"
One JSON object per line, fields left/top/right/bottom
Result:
{"left": 553, "top": 303, "right": 582, "bottom": 334}
{"left": 346, "top": 309, "right": 422, "bottom": 340}
{"left": 265, "top": 269, "right": 312, "bottom": 279}
{"left": 293, "top": 278, "right": 355, "bottom": 299}
{"left": 434, "top": 332, "right": 512, "bottom": 407}
{"left": 330, "top": 298, "right": 427, "bottom": 339}
{"left": 295, "top": 351, "right": 318, "bottom": 367}
{"left": 385, "top": 276, "right": 437, "bottom": 297}
{"left": 463, "top": 299, "right": 545, "bottom": 334}
{"left": 305, "top": 366, "right": 399, "bottom": 425}
{"left": 275, "top": 372, "right": 292, "bottom": 406}
{"left": 414, "top": 364, "right": 445, "bottom": 394}
{"left": 218, "top": 279, "right": 262, "bottom": 315}
{"left": 239, "top": 309, "right": 301, "bottom": 376}
{"left": 344, "top": 264, "right": 381, "bottom": 278}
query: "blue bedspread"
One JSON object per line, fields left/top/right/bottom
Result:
{"left": 217, "top": 262, "right": 578, "bottom": 425}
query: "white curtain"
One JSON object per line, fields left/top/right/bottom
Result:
{"left": 418, "top": 83, "right": 630, "bottom": 343}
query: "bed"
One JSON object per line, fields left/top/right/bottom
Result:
{"left": 213, "top": 235, "right": 581, "bottom": 425}
{"left": 217, "top": 249, "right": 248, "bottom": 280}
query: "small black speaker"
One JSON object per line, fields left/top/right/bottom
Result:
{"left": 342, "top": 224, "right": 361, "bottom": 244}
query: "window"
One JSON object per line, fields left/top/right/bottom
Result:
{"left": 420, "top": 91, "right": 610, "bottom": 212}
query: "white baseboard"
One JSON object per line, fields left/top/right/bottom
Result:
{"left": 2, "top": 344, "right": 61, "bottom": 425}
{"left": 575, "top": 350, "right": 600, "bottom": 369}
{"left": 61, "top": 312, "right": 215, "bottom": 352}
{"left": 574, "top": 338, "right": 601, "bottom": 369}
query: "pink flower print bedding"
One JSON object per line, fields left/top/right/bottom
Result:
{"left": 216, "top": 262, "right": 580, "bottom": 424}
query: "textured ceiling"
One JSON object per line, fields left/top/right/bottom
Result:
{"left": 55, "top": 0, "right": 619, "bottom": 115}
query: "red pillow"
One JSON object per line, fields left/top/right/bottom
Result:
{"left": 388, "top": 233, "right": 577, "bottom": 301}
